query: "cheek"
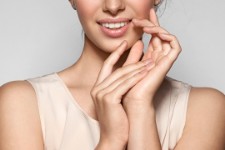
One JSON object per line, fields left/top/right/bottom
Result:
{"left": 131, "top": 0, "right": 154, "bottom": 19}
{"left": 75, "top": 0, "right": 98, "bottom": 29}
{"left": 76, "top": 6, "right": 90, "bottom": 23}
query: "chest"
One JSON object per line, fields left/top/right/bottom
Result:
{"left": 69, "top": 88, "right": 98, "bottom": 121}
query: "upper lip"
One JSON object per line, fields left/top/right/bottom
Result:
{"left": 97, "top": 18, "right": 131, "bottom": 24}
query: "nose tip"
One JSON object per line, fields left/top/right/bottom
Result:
{"left": 103, "top": 0, "right": 125, "bottom": 15}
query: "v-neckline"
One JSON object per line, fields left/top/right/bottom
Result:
{"left": 54, "top": 73, "right": 99, "bottom": 125}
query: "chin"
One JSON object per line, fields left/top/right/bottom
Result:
{"left": 97, "top": 36, "right": 143, "bottom": 53}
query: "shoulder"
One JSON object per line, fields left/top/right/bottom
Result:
{"left": 188, "top": 87, "right": 225, "bottom": 124}
{"left": 0, "top": 81, "right": 38, "bottom": 109}
{"left": 0, "top": 81, "right": 44, "bottom": 149}
{"left": 0, "top": 80, "right": 35, "bottom": 99}
{"left": 188, "top": 87, "right": 225, "bottom": 114}
{"left": 190, "top": 87, "right": 225, "bottom": 102}
{"left": 175, "top": 87, "right": 225, "bottom": 149}
{"left": 0, "top": 81, "right": 38, "bottom": 112}
{"left": 188, "top": 87, "right": 225, "bottom": 125}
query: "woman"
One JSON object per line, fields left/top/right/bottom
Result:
{"left": 0, "top": 0, "right": 224, "bottom": 149}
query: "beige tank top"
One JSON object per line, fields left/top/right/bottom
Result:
{"left": 27, "top": 73, "right": 191, "bottom": 150}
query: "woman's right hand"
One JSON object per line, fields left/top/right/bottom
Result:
{"left": 91, "top": 41, "right": 152, "bottom": 150}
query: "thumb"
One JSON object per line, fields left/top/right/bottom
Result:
{"left": 123, "top": 40, "right": 144, "bottom": 66}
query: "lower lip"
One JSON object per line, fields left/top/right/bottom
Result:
{"left": 99, "top": 23, "right": 130, "bottom": 38}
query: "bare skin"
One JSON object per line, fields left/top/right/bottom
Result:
{"left": 0, "top": 0, "right": 225, "bottom": 150}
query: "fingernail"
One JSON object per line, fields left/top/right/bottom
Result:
{"left": 119, "top": 40, "right": 128, "bottom": 48}
{"left": 121, "top": 40, "right": 127, "bottom": 45}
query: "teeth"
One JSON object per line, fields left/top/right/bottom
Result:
{"left": 101, "top": 22, "right": 128, "bottom": 29}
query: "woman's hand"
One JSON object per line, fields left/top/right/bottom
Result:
{"left": 119, "top": 8, "right": 182, "bottom": 150}
{"left": 91, "top": 41, "right": 151, "bottom": 150}
{"left": 123, "top": 8, "right": 182, "bottom": 112}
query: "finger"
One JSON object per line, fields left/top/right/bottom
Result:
{"left": 98, "top": 64, "right": 152, "bottom": 97}
{"left": 149, "top": 8, "right": 160, "bottom": 26}
{"left": 143, "top": 26, "right": 169, "bottom": 35}
{"left": 144, "top": 26, "right": 169, "bottom": 54}
{"left": 96, "top": 59, "right": 152, "bottom": 91}
{"left": 142, "top": 44, "right": 153, "bottom": 60}
{"left": 123, "top": 32, "right": 180, "bottom": 97}
{"left": 143, "top": 26, "right": 169, "bottom": 51}
{"left": 150, "top": 36, "right": 163, "bottom": 51}
{"left": 123, "top": 40, "right": 144, "bottom": 66}
{"left": 96, "top": 41, "right": 128, "bottom": 85}
{"left": 143, "top": 27, "right": 174, "bottom": 55}
{"left": 132, "top": 8, "right": 160, "bottom": 28}
{"left": 162, "top": 41, "right": 171, "bottom": 56}
{"left": 136, "top": 48, "right": 179, "bottom": 96}
{"left": 153, "top": 33, "right": 181, "bottom": 64}
{"left": 132, "top": 18, "right": 155, "bottom": 28}
{"left": 152, "top": 33, "right": 181, "bottom": 72}
{"left": 104, "top": 69, "right": 150, "bottom": 104}
{"left": 158, "top": 33, "right": 182, "bottom": 55}
{"left": 142, "top": 36, "right": 162, "bottom": 61}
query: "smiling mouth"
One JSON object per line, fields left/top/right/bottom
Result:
{"left": 97, "top": 18, "right": 132, "bottom": 38}
{"left": 100, "top": 21, "right": 130, "bottom": 29}
{"left": 97, "top": 19, "right": 132, "bottom": 29}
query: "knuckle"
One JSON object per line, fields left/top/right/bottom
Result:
{"left": 96, "top": 90, "right": 105, "bottom": 101}
{"left": 171, "top": 34, "right": 177, "bottom": 40}
{"left": 170, "top": 52, "right": 179, "bottom": 61}
{"left": 90, "top": 88, "right": 97, "bottom": 98}
{"left": 178, "top": 47, "right": 182, "bottom": 53}
{"left": 152, "top": 26, "right": 158, "bottom": 29}
{"left": 102, "top": 94, "right": 112, "bottom": 104}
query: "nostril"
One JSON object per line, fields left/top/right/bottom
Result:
{"left": 103, "top": 2, "right": 125, "bottom": 15}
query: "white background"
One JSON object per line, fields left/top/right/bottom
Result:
{"left": 0, "top": 0, "right": 224, "bottom": 93}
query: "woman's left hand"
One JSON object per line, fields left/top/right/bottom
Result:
{"left": 122, "top": 8, "right": 182, "bottom": 113}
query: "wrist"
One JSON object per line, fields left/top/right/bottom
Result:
{"left": 123, "top": 100, "right": 155, "bottom": 118}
